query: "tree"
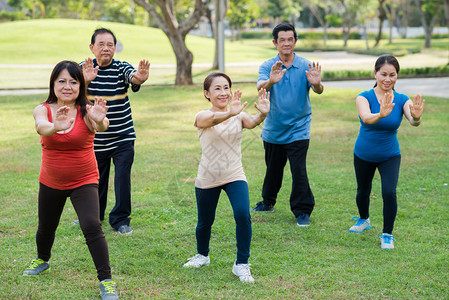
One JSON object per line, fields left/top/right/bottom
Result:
{"left": 227, "top": 0, "right": 259, "bottom": 41}
{"left": 413, "top": 0, "right": 443, "bottom": 48}
{"left": 305, "top": 0, "right": 337, "bottom": 47}
{"left": 133, "top": 0, "right": 207, "bottom": 85}
{"left": 383, "top": 0, "right": 400, "bottom": 43}
{"left": 339, "top": 0, "right": 358, "bottom": 47}
{"left": 374, "top": 0, "right": 387, "bottom": 47}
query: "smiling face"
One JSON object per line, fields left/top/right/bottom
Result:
{"left": 273, "top": 30, "right": 297, "bottom": 57}
{"left": 204, "top": 76, "right": 232, "bottom": 111}
{"left": 89, "top": 32, "right": 116, "bottom": 67}
{"left": 374, "top": 63, "right": 398, "bottom": 92}
{"left": 54, "top": 69, "right": 80, "bottom": 104}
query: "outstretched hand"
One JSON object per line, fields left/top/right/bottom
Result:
{"left": 130, "top": 59, "right": 150, "bottom": 84}
{"left": 229, "top": 89, "right": 247, "bottom": 116}
{"left": 379, "top": 92, "right": 395, "bottom": 118}
{"left": 86, "top": 97, "right": 109, "bottom": 123}
{"left": 269, "top": 61, "right": 286, "bottom": 84}
{"left": 81, "top": 57, "right": 99, "bottom": 83}
{"left": 54, "top": 106, "right": 75, "bottom": 132}
{"left": 409, "top": 94, "right": 425, "bottom": 120}
{"left": 305, "top": 61, "right": 322, "bottom": 86}
{"left": 255, "top": 88, "right": 270, "bottom": 116}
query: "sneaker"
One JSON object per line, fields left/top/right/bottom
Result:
{"left": 251, "top": 201, "right": 274, "bottom": 212}
{"left": 22, "top": 258, "right": 50, "bottom": 276}
{"left": 232, "top": 261, "right": 255, "bottom": 283}
{"left": 99, "top": 279, "right": 119, "bottom": 300}
{"left": 349, "top": 217, "right": 371, "bottom": 233}
{"left": 297, "top": 213, "right": 310, "bottom": 227}
{"left": 183, "top": 254, "right": 210, "bottom": 268}
{"left": 117, "top": 225, "right": 132, "bottom": 235}
{"left": 379, "top": 233, "right": 395, "bottom": 250}
{"left": 73, "top": 219, "right": 80, "bottom": 225}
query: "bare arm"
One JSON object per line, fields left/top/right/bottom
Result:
{"left": 257, "top": 61, "right": 286, "bottom": 91}
{"left": 33, "top": 104, "right": 75, "bottom": 136}
{"left": 357, "top": 92, "right": 395, "bottom": 124}
{"left": 241, "top": 89, "right": 270, "bottom": 129}
{"left": 306, "top": 61, "right": 324, "bottom": 94}
{"left": 85, "top": 97, "right": 109, "bottom": 132}
{"left": 130, "top": 59, "right": 150, "bottom": 85}
{"left": 403, "top": 94, "right": 425, "bottom": 127}
{"left": 195, "top": 90, "right": 247, "bottom": 129}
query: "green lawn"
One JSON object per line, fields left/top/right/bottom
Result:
{"left": 0, "top": 84, "right": 448, "bottom": 299}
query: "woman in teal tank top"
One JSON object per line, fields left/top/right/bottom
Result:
{"left": 349, "top": 55, "right": 425, "bottom": 250}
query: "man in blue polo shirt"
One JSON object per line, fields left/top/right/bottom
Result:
{"left": 252, "top": 22, "right": 324, "bottom": 227}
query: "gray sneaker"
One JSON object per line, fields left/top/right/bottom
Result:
{"left": 23, "top": 258, "right": 50, "bottom": 276}
{"left": 100, "top": 279, "right": 119, "bottom": 300}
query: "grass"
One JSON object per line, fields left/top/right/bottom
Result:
{"left": 0, "top": 19, "right": 448, "bottom": 88}
{"left": 0, "top": 84, "right": 448, "bottom": 299}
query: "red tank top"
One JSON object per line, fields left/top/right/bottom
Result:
{"left": 39, "top": 103, "right": 99, "bottom": 190}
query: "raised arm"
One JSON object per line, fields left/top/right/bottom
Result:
{"left": 305, "top": 61, "right": 324, "bottom": 94}
{"left": 195, "top": 90, "right": 247, "bottom": 129}
{"left": 403, "top": 94, "right": 425, "bottom": 127}
{"left": 130, "top": 59, "right": 150, "bottom": 85}
{"left": 85, "top": 97, "right": 109, "bottom": 132}
{"left": 33, "top": 104, "right": 75, "bottom": 136}
{"left": 257, "top": 61, "right": 286, "bottom": 91}
{"left": 242, "top": 89, "right": 270, "bottom": 129}
{"left": 81, "top": 57, "right": 99, "bottom": 84}
{"left": 357, "top": 92, "right": 395, "bottom": 124}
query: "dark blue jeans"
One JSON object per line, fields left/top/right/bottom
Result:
{"left": 262, "top": 140, "right": 315, "bottom": 218}
{"left": 354, "top": 154, "right": 401, "bottom": 234}
{"left": 195, "top": 180, "right": 252, "bottom": 264}
{"left": 95, "top": 141, "right": 134, "bottom": 230}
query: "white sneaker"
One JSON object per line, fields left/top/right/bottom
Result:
{"left": 183, "top": 254, "right": 210, "bottom": 268}
{"left": 380, "top": 233, "right": 395, "bottom": 250}
{"left": 232, "top": 261, "right": 255, "bottom": 283}
{"left": 349, "top": 217, "right": 371, "bottom": 233}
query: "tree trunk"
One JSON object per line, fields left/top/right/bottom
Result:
{"left": 374, "top": 0, "right": 386, "bottom": 47}
{"left": 133, "top": 0, "right": 206, "bottom": 85}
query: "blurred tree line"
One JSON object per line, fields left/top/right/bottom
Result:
{"left": 2, "top": 0, "right": 447, "bottom": 85}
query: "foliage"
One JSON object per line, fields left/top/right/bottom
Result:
{"left": 323, "top": 64, "right": 449, "bottom": 79}
{"left": 0, "top": 86, "right": 448, "bottom": 298}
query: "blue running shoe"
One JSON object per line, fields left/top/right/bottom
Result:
{"left": 349, "top": 217, "right": 371, "bottom": 233}
{"left": 297, "top": 213, "right": 310, "bottom": 227}
{"left": 379, "top": 233, "right": 395, "bottom": 250}
{"left": 251, "top": 201, "right": 274, "bottom": 212}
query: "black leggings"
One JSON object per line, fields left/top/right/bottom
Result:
{"left": 354, "top": 154, "right": 401, "bottom": 234}
{"left": 36, "top": 183, "right": 111, "bottom": 281}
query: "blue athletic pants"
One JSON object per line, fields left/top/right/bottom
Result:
{"left": 195, "top": 180, "right": 252, "bottom": 264}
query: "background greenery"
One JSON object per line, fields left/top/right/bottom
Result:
{"left": 0, "top": 19, "right": 448, "bottom": 89}
{"left": 0, "top": 83, "right": 448, "bottom": 298}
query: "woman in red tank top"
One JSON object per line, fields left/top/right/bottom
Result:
{"left": 22, "top": 61, "right": 119, "bottom": 299}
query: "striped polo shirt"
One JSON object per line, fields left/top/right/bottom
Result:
{"left": 86, "top": 59, "right": 140, "bottom": 152}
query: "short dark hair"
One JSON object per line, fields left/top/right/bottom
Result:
{"left": 203, "top": 72, "right": 232, "bottom": 101}
{"left": 272, "top": 22, "right": 297, "bottom": 42}
{"left": 91, "top": 27, "right": 117, "bottom": 45}
{"left": 373, "top": 54, "right": 400, "bottom": 88}
{"left": 46, "top": 60, "right": 89, "bottom": 117}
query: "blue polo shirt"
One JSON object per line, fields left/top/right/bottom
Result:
{"left": 258, "top": 53, "right": 312, "bottom": 144}
{"left": 354, "top": 89, "right": 409, "bottom": 163}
